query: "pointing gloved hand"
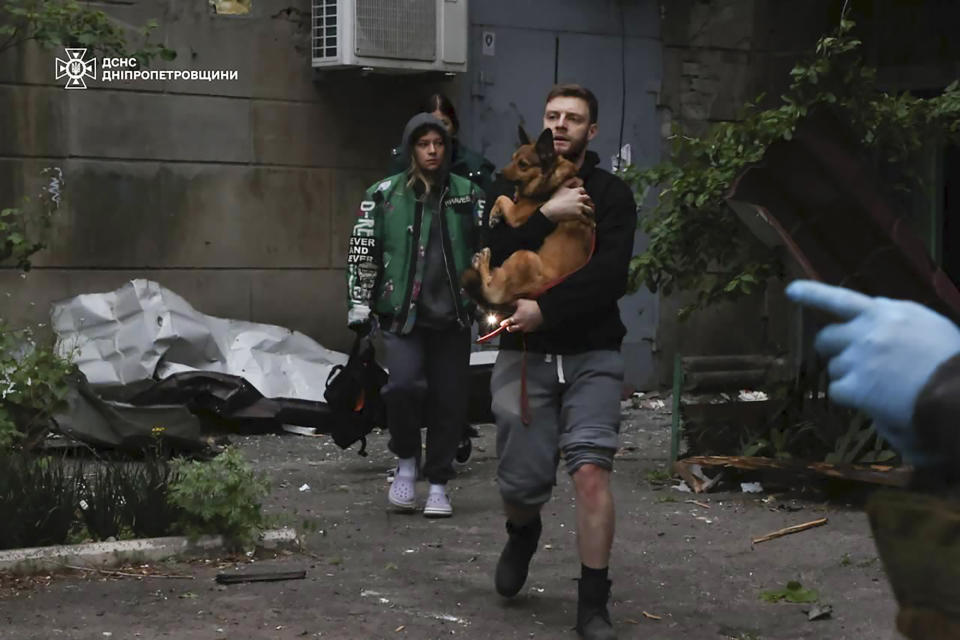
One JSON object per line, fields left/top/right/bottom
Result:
{"left": 785, "top": 280, "right": 960, "bottom": 464}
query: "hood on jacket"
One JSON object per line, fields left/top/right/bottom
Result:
{"left": 399, "top": 112, "right": 451, "bottom": 173}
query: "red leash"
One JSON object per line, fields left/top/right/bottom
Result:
{"left": 529, "top": 230, "right": 596, "bottom": 298}
{"left": 479, "top": 229, "right": 597, "bottom": 426}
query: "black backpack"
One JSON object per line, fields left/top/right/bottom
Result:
{"left": 324, "top": 334, "right": 387, "bottom": 455}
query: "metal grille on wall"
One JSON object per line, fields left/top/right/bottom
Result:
{"left": 355, "top": 0, "right": 436, "bottom": 61}
{"left": 312, "top": 0, "right": 338, "bottom": 59}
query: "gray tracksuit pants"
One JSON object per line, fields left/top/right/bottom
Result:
{"left": 381, "top": 325, "right": 471, "bottom": 485}
{"left": 492, "top": 349, "right": 624, "bottom": 507}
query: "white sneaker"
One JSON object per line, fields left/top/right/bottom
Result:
{"left": 423, "top": 484, "right": 453, "bottom": 518}
{"left": 388, "top": 458, "right": 417, "bottom": 512}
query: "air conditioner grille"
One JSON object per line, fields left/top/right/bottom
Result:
{"left": 312, "top": 0, "right": 338, "bottom": 59}
{"left": 355, "top": 0, "right": 436, "bottom": 61}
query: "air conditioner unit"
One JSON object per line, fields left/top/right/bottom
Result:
{"left": 311, "top": 0, "right": 468, "bottom": 73}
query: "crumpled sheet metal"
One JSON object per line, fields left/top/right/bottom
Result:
{"left": 51, "top": 279, "right": 347, "bottom": 402}
{"left": 51, "top": 373, "right": 205, "bottom": 451}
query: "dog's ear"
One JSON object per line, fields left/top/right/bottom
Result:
{"left": 517, "top": 126, "right": 531, "bottom": 146}
{"left": 535, "top": 128, "right": 557, "bottom": 166}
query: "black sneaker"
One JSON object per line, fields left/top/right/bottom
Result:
{"left": 576, "top": 578, "right": 617, "bottom": 639}
{"left": 494, "top": 516, "right": 542, "bottom": 597}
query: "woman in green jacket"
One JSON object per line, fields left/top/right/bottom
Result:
{"left": 347, "top": 113, "right": 485, "bottom": 517}
{"left": 390, "top": 94, "right": 495, "bottom": 194}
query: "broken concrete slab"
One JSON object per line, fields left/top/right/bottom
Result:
{"left": 0, "top": 527, "right": 299, "bottom": 575}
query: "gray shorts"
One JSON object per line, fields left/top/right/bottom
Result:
{"left": 492, "top": 349, "right": 624, "bottom": 507}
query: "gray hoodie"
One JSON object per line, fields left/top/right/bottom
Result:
{"left": 400, "top": 113, "right": 459, "bottom": 330}
{"left": 398, "top": 112, "right": 451, "bottom": 172}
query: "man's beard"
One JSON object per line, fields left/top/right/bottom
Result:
{"left": 559, "top": 133, "right": 588, "bottom": 161}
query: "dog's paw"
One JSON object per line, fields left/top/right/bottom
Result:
{"left": 470, "top": 248, "right": 490, "bottom": 270}
{"left": 472, "top": 247, "right": 491, "bottom": 270}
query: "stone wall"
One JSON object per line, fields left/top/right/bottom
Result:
{"left": 0, "top": 0, "right": 452, "bottom": 352}
{"left": 651, "top": 0, "right": 839, "bottom": 385}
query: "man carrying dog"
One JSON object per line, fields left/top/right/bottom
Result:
{"left": 483, "top": 84, "right": 637, "bottom": 639}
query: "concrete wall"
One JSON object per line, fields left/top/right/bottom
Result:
{"left": 0, "top": 0, "right": 453, "bottom": 352}
{"left": 651, "top": 0, "right": 839, "bottom": 385}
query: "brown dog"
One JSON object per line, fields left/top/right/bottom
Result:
{"left": 461, "top": 127, "right": 595, "bottom": 313}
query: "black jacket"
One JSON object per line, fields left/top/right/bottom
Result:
{"left": 913, "top": 353, "right": 960, "bottom": 487}
{"left": 483, "top": 151, "right": 638, "bottom": 354}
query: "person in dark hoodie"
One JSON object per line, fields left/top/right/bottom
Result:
{"left": 346, "top": 113, "right": 485, "bottom": 518}
{"left": 390, "top": 94, "right": 495, "bottom": 194}
{"left": 482, "top": 85, "right": 637, "bottom": 640}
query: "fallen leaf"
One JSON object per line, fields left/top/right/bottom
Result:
{"left": 642, "top": 611, "right": 662, "bottom": 620}
{"left": 760, "top": 580, "right": 818, "bottom": 603}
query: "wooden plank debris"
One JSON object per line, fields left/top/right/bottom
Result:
{"left": 752, "top": 517, "right": 828, "bottom": 544}
{"left": 673, "top": 455, "right": 911, "bottom": 492}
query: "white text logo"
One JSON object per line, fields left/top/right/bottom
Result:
{"left": 55, "top": 48, "right": 96, "bottom": 89}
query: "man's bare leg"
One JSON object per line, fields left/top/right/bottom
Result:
{"left": 572, "top": 463, "right": 617, "bottom": 639}
{"left": 572, "top": 464, "right": 614, "bottom": 567}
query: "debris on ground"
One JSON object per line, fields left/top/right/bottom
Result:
{"left": 282, "top": 425, "right": 322, "bottom": 437}
{"left": 675, "top": 455, "right": 911, "bottom": 489}
{"left": 215, "top": 569, "right": 306, "bottom": 585}
{"left": 752, "top": 518, "right": 828, "bottom": 544}
{"left": 740, "top": 482, "right": 764, "bottom": 493}
{"left": 672, "top": 461, "right": 724, "bottom": 493}
{"left": 806, "top": 604, "right": 833, "bottom": 620}
{"left": 760, "top": 581, "right": 819, "bottom": 604}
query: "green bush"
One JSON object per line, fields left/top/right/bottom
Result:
{"left": 78, "top": 463, "right": 128, "bottom": 540}
{"left": 0, "top": 453, "right": 184, "bottom": 550}
{"left": 0, "top": 447, "right": 270, "bottom": 550}
{"left": 623, "top": 17, "right": 960, "bottom": 317}
{"left": 0, "top": 454, "right": 81, "bottom": 549}
{"left": 121, "top": 452, "right": 185, "bottom": 538}
{"left": 169, "top": 448, "right": 269, "bottom": 549}
{"left": 0, "top": 323, "right": 75, "bottom": 452}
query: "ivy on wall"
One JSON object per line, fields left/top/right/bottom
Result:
{"left": 623, "top": 18, "right": 960, "bottom": 318}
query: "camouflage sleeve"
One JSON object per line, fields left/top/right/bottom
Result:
{"left": 345, "top": 191, "right": 381, "bottom": 327}
{"left": 912, "top": 353, "right": 960, "bottom": 487}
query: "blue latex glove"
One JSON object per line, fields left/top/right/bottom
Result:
{"left": 785, "top": 280, "right": 960, "bottom": 463}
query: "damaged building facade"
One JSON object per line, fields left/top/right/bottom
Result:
{"left": 0, "top": 0, "right": 663, "bottom": 387}
{"left": 2, "top": 0, "right": 960, "bottom": 389}
{"left": 655, "top": 0, "right": 960, "bottom": 384}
